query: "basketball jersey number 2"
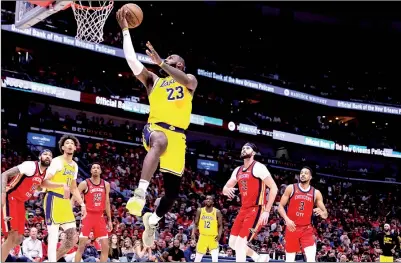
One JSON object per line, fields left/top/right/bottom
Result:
{"left": 166, "top": 86, "right": 184, "bottom": 101}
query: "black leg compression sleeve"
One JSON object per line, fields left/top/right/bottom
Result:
{"left": 155, "top": 172, "right": 182, "bottom": 218}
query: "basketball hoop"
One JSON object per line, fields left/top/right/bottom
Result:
{"left": 70, "top": 0, "right": 114, "bottom": 43}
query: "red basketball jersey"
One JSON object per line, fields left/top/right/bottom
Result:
{"left": 84, "top": 178, "right": 106, "bottom": 213}
{"left": 236, "top": 161, "right": 267, "bottom": 208}
{"left": 7, "top": 161, "right": 46, "bottom": 201}
{"left": 287, "top": 183, "right": 315, "bottom": 226}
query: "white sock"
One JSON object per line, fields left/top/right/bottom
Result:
{"left": 210, "top": 249, "right": 219, "bottom": 262}
{"left": 148, "top": 212, "right": 162, "bottom": 225}
{"left": 47, "top": 224, "right": 60, "bottom": 262}
{"left": 235, "top": 237, "right": 247, "bottom": 262}
{"left": 304, "top": 245, "right": 317, "bottom": 262}
{"left": 285, "top": 252, "right": 296, "bottom": 262}
{"left": 194, "top": 252, "right": 204, "bottom": 262}
{"left": 138, "top": 179, "right": 150, "bottom": 192}
{"left": 249, "top": 250, "right": 259, "bottom": 262}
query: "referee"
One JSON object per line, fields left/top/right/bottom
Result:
{"left": 378, "top": 223, "right": 399, "bottom": 262}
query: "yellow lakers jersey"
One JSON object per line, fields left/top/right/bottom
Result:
{"left": 199, "top": 207, "right": 218, "bottom": 236}
{"left": 47, "top": 156, "right": 78, "bottom": 195}
{"left": 148, "top": 76, "right": 193, "bottom": 130}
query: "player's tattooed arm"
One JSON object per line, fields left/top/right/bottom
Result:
{"left": 191, "top": 208, "right": 201, "bottom": 240}
{"left": 1, "top": 166, "right": 20, "bottom": 192}
{"left": 216, "top": 209, "right": 223, "bottom": 242}
{"left": 314, "top": 190, "right": 328, "bottom": 219}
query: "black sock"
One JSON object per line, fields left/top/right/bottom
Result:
{"left": 155, "top": 172, "right": 181, "bottom": 218}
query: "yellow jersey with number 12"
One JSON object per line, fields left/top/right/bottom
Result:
{"left": 199, "top": 207, "right": 218, "bottom": 236}
{"left": 148, "top": 76, "right": 193, "bottom": 130}
{"left": 46, "top": 156, "right": 78, "bottom": 195}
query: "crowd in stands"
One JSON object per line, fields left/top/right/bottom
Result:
{"left": 1, "top": 110, "right": 401, "bottom": 262}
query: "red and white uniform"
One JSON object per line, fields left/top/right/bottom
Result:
{"left": 230, "top": 161, "right": 270, "bottom": 240}
{"left": 284, "top": 183, "right": 316, "bottom": 252}
{"left": 1, "top": 161, "right": 46, "bottom": 235}
{"left": 80, "top": 178, "right": 108, "bottom": 239}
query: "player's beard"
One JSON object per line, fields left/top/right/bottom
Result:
{"left": 240, "top": 153, "right": 252, "bottom": 160}
{"left": 159, "top": 62, "right": 177, "bottom": 77}
{"left": 299, "top": 178, "right": 310, "bottom": 185}
{"left": 40, "top": 159, "right": 51, "bottom": 167}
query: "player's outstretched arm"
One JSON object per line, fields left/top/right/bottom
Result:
{"left": 313, "top": 190, "right": 328, "bottom": 219}
{"left": 145, "top": 41, "right": 198, "bottom": 92}
{"left": 116, "top": 8, "right": 158, "bottom": 94}
{"left": 191, "top": 208, "right": 201, "bottom": 240}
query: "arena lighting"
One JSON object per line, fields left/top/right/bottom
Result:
{"left": 335, "top": 117, "right": 339, "bottom": 120}
{"left": 372, "top": 121, "right": 376, "bottom": 124}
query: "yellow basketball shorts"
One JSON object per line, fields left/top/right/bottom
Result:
{"left": 142, "top": 122, "right": 186, "bottom": 176}
{"left": 44, "top": 192, "right": 75, "bottom": 225}
{"left": 379, "top": 255, "right": 394, "bottom": 262}
{"left": 196, "top": 234, "right": 219, "bottom": 254}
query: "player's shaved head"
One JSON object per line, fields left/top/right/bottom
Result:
{"left": 172, "top": 54, "right": 185, "bottom": 66}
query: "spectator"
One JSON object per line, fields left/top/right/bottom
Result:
{"left": 82, "top": 238, "right": 100, "bottom": 262}
{"left": 121, "top": 237, "right": 134, "bottom": 256}
{"left": 21, "top": 227, "right": 42, "bottom": 262}
{"left": 167, "top": 239, "right": 185, "bottom": 262}
{"left": 175, "top": 226, "right": 188, "bottom": 244}
{"left": 132, "top": 240, "right": 151, "bottom": 262}
{"left": 108, "top": 234, "right": 122, "bottom": 262}
{"left": 184, "top": 239, "right": 197, "bottom": 262}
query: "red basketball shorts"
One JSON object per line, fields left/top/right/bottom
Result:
{"left": 230, "top": 206, "right": 262, "bottom": 241}
{"left": 80, "top": 212, "right": 108, "bottom": 239}
{"left": 284, "top": 224, "right": 315, "bottom": 253}
{"left": 1, "top": 195, "right": 26, "bottom": 236}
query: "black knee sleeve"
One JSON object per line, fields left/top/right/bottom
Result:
{"left": 155, "top": 172, "right": 182, "bottom": 217}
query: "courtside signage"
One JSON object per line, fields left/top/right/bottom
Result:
{"left": 197, "top": 69, "right": 401, "bottom": 116}
{"left": 3, "top": 77, "right": 400, "bottom": 159}
{"left": 2, "top": 24, "right": 153, "bottom": 64}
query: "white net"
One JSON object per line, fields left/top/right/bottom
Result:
{"left": 71, "top": 0, "right": 114, "bottom": 43}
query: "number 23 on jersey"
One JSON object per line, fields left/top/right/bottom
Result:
{"left": 166, "top": 86, "right": 184, "bottom": 101}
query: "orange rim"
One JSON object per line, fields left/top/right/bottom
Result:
{"left": 71, "top": 0, "right": 113, "bottom": 11}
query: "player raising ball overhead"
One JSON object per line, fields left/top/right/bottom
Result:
{"left": 116, "top": 4, "right": 198, "bottom": 247}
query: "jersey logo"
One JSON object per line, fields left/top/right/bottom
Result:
{"left": 93, "top": 193, "right": 102, "bottom": 202}
{"left": 4, "top": 216, "right": 12, "bottom": 221}
{"left": 160, "top": 78, "right": 176, "bottom": 87}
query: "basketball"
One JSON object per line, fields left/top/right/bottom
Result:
{"left": 123, "top": 3, "right": 143, "bottom": 28}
